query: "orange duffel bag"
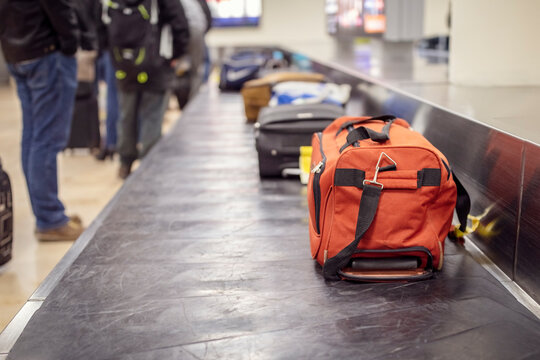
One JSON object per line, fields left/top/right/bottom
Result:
{"left": 307, "top": 115, "right": 470, "bottom": 282}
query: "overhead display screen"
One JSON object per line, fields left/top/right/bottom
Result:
{"left": 206, "top": 0, "right": 262, "bottom": 27}
{"left": 363, "top": 0, "right": 386, "bottom": 33}
{"left": 325, "top": 0, "right": 339, "bottom": 35}
{"left": 327, "top": 0, "right": 386, "bottom": 36}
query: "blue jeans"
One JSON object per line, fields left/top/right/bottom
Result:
{"left": 96, "top": 51, "right": 119, "bottom": 149}
{"left": 8, "top": 52, "right": 77, "bottom": 230}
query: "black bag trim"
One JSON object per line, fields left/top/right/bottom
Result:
{"left": 313, "top": 132, "right": 326, "bottom": 234}
{"left": 339, "top": 121, "right": 394, "bottom": 153}
{"left": 334, "top": 169, "right": 366, "bottom": 188}
{"left": 417, "top": 168, "right": 441, "bottom": 187}
{"left": 338, "top": 247, "right": 435, "bottom": 282}
{"left": 336, "top": 115, "right": 397, "bottom": 136}
{"left": 441, "top": 159, "right": 451, "bottom": 180}
{"left": 334, "top": 168, "right": 441, "bottom": 188}
{"left": 352, "top": 247, "right": 433, "bottom": 268}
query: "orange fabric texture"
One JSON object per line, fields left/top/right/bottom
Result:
{"left": 308, "top": 116, "right": 457, "bottom": 274}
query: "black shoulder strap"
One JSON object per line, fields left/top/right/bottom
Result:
{"left": 452, "top": 171, "right": 471, "bottom": 232}
{"left": 322, "top": 184, "right": 382, "bottom": 280}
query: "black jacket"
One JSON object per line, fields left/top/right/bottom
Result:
{"left": 109, "top": 0, "right": 190, "bottom": 93}
{"left": 97, "top": 3, "right": 109, "bottom": 54}
{"left": 0, "top": 0, "right": 79, "bottom": 63}
{"left": 74, "top": 0, "right": 101, "bottom": 51}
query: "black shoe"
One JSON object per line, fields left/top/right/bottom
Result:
{"left": 118, "top": 163, "right": 132, "bottom": 179}
{"left": 95, "top": 148, "right": 115, "bottom": 161}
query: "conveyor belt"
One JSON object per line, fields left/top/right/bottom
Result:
{"left": 5, "top": 85, "right": 540, "bottom": 359}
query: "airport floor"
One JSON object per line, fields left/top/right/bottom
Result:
{"left": 0, "top": 83, "right": 180, "bottom": 331}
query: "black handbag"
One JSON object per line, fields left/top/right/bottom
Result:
{"left": 0, "top": 157, "right": 13, "bottom": 266}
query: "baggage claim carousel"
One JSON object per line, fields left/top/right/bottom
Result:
{"left": 1, "top": 51, "right": 540, "bottom": 359}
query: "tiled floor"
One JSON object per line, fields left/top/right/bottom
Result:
{"left": 0, "top": 83, "right": 180, "bottom": 331}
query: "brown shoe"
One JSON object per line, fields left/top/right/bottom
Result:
{"left": 69, "top": 215, "right": 83, "bottom": 225}
{"left": 35, "top": 218, "right": 85, "bottom": 242}
{"left": 34, "top": 215, "right": 82, "bottom": 233}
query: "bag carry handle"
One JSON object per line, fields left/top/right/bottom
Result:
{"left": 339, "top": 119, "right": 394, "bottom": 153}
{"left": 336, "top": 115, "right": 396, "bottom": 136}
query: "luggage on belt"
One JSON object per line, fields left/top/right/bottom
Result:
{"left": 269, "top": 81, "right": 351, "bottom": 107}
{"left": 255, "top": 103, "right": 345, "bottom": 178}
{"left": 307, "top": 115, "right": 470, "bottom": 282}
{"left": 66, "top": 82, "right": 101, "bottom": 150}
{"left": 218, "top": 52, "right": 268, "bottom": 91}
{"left": 241, "top": 72, "right": 326, "bottom": 123}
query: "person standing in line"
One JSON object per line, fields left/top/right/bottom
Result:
{"left": 0, "top": 0, "right": 84, "bottom": 241}
{"left": 172, "top": 0, "right": 212, "bottom": 109}
{"left": 105, "top": 0, "right": 190, "bottom": 179}
{"left": 95, "top": 1, "right": 119, "bottom": 161}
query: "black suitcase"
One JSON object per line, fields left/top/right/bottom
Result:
{"left": 0, "top": 157, "right": 13, "bottom": 266}
{"left": 255, "top": 103, "right": 345, "bottom": 178}
{"left": 66, "top": 81, "right": 101, "bottom": 150}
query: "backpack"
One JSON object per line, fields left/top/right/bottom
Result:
{"left": 105, "top": 0, "right": 162, "bottom": 84}
{"left": 307, "top": 115, "right": 470, "bottom": 282}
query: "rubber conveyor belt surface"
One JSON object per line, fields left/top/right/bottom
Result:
{"left": 6, "top": 85, "right": 540, "bottom": 360}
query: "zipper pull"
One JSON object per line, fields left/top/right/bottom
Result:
{"left": 311, "top": 161, "right": 324, "bottom": 174}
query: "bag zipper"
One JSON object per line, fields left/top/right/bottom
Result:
{"left": 311, "top": 132, "right": 326, "bottom": 234}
